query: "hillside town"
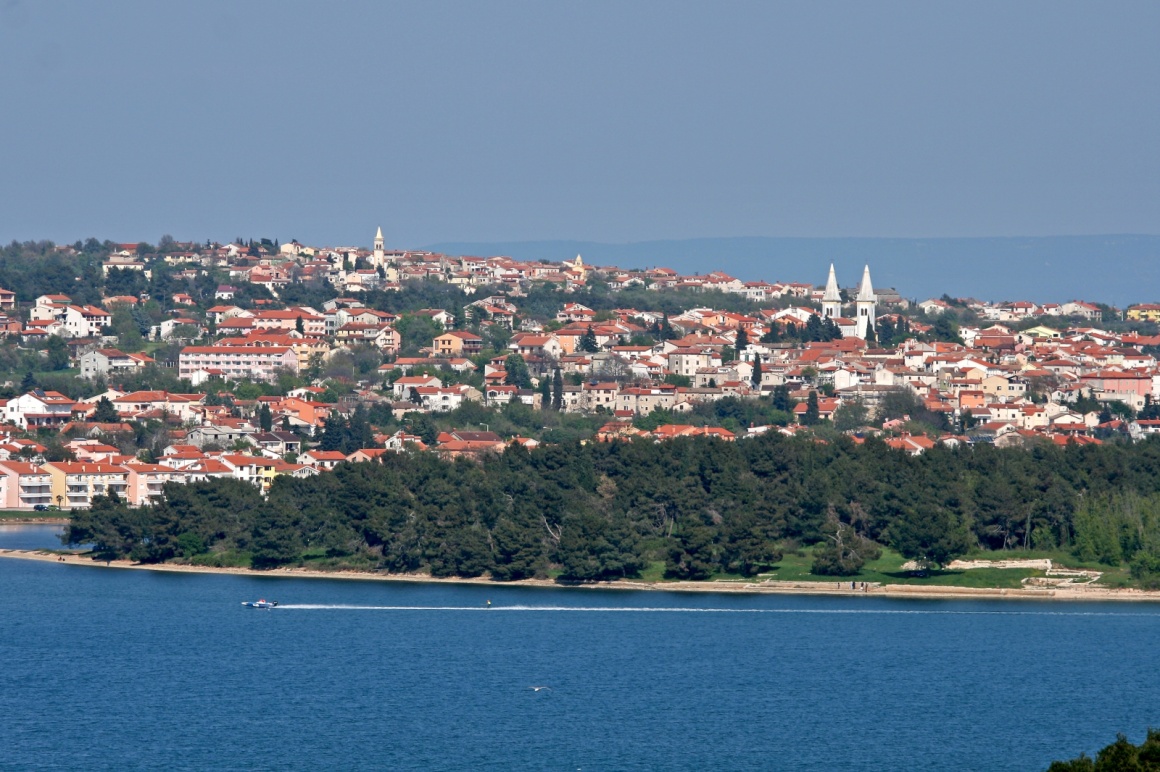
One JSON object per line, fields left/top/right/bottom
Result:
{"left": 0, "top": 229, "right": 1157, "bottom": 511}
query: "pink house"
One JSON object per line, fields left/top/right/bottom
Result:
{"left": 0, "top": 462, "right": 53, "bottom": 509}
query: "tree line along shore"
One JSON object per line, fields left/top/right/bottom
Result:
{"left": 60, "top": 432, "right": 1160, "bottom": 588}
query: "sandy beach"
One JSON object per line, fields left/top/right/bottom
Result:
{"left": 4, "top": 548, "right": 1160, "bottom": 602}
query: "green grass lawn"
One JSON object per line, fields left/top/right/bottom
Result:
{"left": 739, "top": 546, "right": 1044, "bottom": 589}
{"left": 0, "top": 509, "right": 65, "bottom": 519}
{"left": 636, "top": 561, "right": 667, "bottom": 582}
{"left": 628, "top": 549, "right": 1051, "bottom": 589}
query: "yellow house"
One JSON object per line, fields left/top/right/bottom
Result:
{"left": 1127, "top": 304, "right": 1160, "bottom": 322}
{"left": 1021, "top": 324, "right": 1062, "bottom": 339}
{"left": 432, "top": 330, "right": 482, "bottom": 357}
{"left": 220, "top": 455, "right": 280, "bottom": 493}
{"left": 42, "top": 462, "right": 129, "bottom": 510}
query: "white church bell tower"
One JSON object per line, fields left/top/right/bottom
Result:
{"left": 372, "top": 226, "right": 385, "bottom": 268}
{"left": 855, "top": 264, "right": 877, "bottom": 340}
{"left": 821, "top": 263, "right": 842, "bottom": 321}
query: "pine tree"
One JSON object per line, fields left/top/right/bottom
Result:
{"left": 318, "top": 413, "right": 346, "bottom": 452}
{"left": 805, "top": 314, "right": 823, "bottom": 342}
{"left": 878, "top": 317, "right": 895, "bottom": 347}
{"left": 295, "top": 316, "right": 305, "bottom": 335}
{"left": 580, "top": 325, "right": 599, "bottom": 353}
{"left": 823, "top": 317, "right": 843, "bottom": 340}
{"left": 772, "top": 384, "right": 793, "bottom": 412}
{"left": 92, "top": 396, "right": 119, "bottom": 423}
{"left": 346, "top": 405, "right": 374, "bottom": 452}
{"left": 504, "top": 353, "right": 532, "bottom": 389}
{"left": 751, "top": 353, "right": 763, "bottom": 390}
{"left": 660, "top": 313, "right": 675, "bottom": 341}
{"left": 46, "top": 336, "right": 70, "bottom": 371}
{"left": 20, "top": 371, "right": 36, "bottom": 392}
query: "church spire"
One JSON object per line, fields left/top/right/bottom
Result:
{"left": 856, "top": 264, "right": 875, "bottom": 302}
{"left": 855, "top": 265, "right": 876, "bottom": 339}
{"left": 821, "top": 263, "right": 842, "bottom": 320}
{"left": 823, "top": 263, "right": 841, "bottom": 302}
{"left": 372, "top": 226, "right": 385, "bottom": 268}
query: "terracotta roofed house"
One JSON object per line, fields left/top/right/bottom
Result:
{"left": 432, "top": 330, "right": 483, "bottom": 357}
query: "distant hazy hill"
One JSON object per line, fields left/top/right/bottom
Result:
{"left": 423, "top": 235, "right": 1160, "bottom": 306}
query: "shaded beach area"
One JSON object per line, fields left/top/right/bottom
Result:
{"left": 5, "top": 548, "right": 1160, "bottom": 603}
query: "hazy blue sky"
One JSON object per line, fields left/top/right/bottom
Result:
{"left": 1, "top": 1, "right": 1157, "bottom": 248}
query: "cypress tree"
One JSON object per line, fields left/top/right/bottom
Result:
{"left": 552, "top": 368, "right": 564, "bottom": 411}
{"left": 804, "top": 390, "right": 820, "bottom": 425}
{"left": 539, "top": 375, "right": 551, "bottom": 409}
{"left": 735, "top": 327, "right": 749, "bottom": 360}
{"left": 258, "top": 403, "right": 273, "bottom": 432}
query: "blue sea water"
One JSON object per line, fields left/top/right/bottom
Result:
{"left": 2, "top": 525, "right": 1159, "bottom": 771}
{"left": 0, "top": 523, "right": 68, "bottom": 551}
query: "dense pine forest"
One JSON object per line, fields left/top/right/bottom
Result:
{"left": 63, "top": 433, "right": 1160, "bottom": 585}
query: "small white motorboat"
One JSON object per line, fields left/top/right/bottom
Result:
{"left": 241, "top": 599, "right": 278, "bottom": 609}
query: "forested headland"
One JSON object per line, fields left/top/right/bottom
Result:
{"left": 1046, "top": 729, "right": 1160, "bottom": 771}
{"left": 61, "top": 433, "right": 1160, "bottom": 586}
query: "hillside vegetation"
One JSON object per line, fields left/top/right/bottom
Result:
{"left": 64, "top": 433, "right": 1160, "bottom": 585}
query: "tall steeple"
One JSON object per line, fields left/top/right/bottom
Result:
{"left": 373, "top": 226, "right": 384, "bottom": 267}
{"left": 821, "top": 263, "right": 842, "bottom": 320}
{"left": 855, "top": 264, "right": 876, "bottom": 339}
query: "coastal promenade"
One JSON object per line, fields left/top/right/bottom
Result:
{"left": 4, "top": 548, "right": 1159, "bottom": 603}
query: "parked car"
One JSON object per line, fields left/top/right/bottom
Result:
{"left": 32, "top": 505, "right": 48, "bottom": 511}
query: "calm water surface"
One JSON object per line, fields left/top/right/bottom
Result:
{"left": 0, "top": 522, "right": 65, "bottom": 550}
{"left": 2, "top": 525, "right": 1158, "bottom": 771}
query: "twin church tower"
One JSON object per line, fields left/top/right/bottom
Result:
{"left": 371, "top": 226, "right": 876, "bottom": 340}
{"left": 821, "top": 264, "right": 877, "bottom": 340}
